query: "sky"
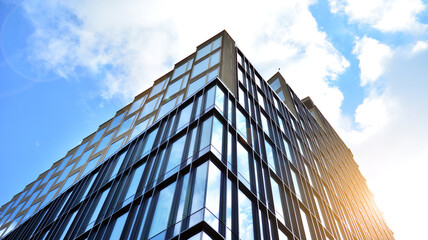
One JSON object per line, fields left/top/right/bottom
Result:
{"left": 0, "top": 0, "right": 427, "bottom": 238}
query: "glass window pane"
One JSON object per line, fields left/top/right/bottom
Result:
{"left": 172, "top": 59, "right": 192, "bottom": 80}
{"left": 265, "top": 140, "right": 276, "bottom": 173}
{"left": 165, "top": 78, "right": 183, "bottom": 99}
{"left": 291, "top": 171, "right": 302, "bottom": 200}
{"left": 205, "top": 162, "right": 221, "bottom": 225}
{"left": 261, "top": 113, "right": 270, "bottom": 136}
{"left": 210, "top": 50, "right": 220, "bottom": 66}
{"left": 130, "top": 118, "right": 150, "bottom": 140}
{"left": 300, "top": 209, "right": 313, "bottom": 240}
{"left": 164, "top": 135, "right": 186, "bottom": 175}
{"left": 148, "top": 182, "right": 176, "bottom": 238}
{"left": 40, "top": 177, "right": 57, "bottom": 196}
{"left": 191, "top": 57, "right": 210, "bottom": 78}
{"left": 117, "top": 116, "right": 136, "bottom": 136}
{"left": 207, "top": 67, "right": 219, "bottom": 80}
{"left": 212, "top": 37, "right": 221, "bottom": 50}
{"left": 74, "top": 148, "right": 94, "bottom": 170}
{"left": 237, "top": 142, "right": 250, "bottom": 184}
{"left": 196, "top": 44, "right": 212, "bottom": 61}
{"left": 87, "top": 188, "right": 110, "bottom": 228}
{"left": 82, "top": 155, "right": 100, "bottom": 176}
{"left": 59, "top": 211, "right": 78, "bottom": 240}
{"left": 157, "top": 98, "right": 176, "bottom": 119}
{"left": 211, "top": 117, "right": 223, "bottom": 155}
{"left": 74, "top": 142, "right": 89, "bottom": 158}
{"left": 129, "top": 97, "right": 145, "bottom": 114}
{"left": 177, "top": 102, "right": 193, "bottom": 130}
{"left": 215, "top": 86, "right": 225, "bottom": 113}
{"left": 58, "top": 163, "right": 74, "bottom": 183}
{"left": 199, "top": 117, "right": 212, "bottom": 151}
{"left": 140, "top": 128, "right": 159, "bottom": 157}
{"left": 238, "top": 190, "right": 254, "bottom": 240}
{"left": 141, "top": 96, "right": 160, "bottom": 117}
{"left": 96, "top": 131, "right": 115, "bottom": 153}
{"left": 123, "top": 164, "right": 145, "bottom": 201}
{"left": 236, "top": 109, "right": 247, "bottom": 139}
{"left": 105, "top": 138, "right": 124, "bottom": 159}
{"left": 149, "top": 78, "right": 168, "bottom": 98}
{"left": 191, "top": 162, "right": 208, "bottom": 213}
{"left": 40, "top": 188, "right": 57, "bottom": 208}
{"left": 187, "top": 76, "right": 206, "bottom": 97}
{"left": 270, "top": 78, "right": 281, "bottom": 91}
{"left": 277, "top": 91, "right": 285, "bottom": 101}
{"left": 60, "top": 172, "right": 78, "bottom": 193}
{"left": 205, "top": 87, "right": 215, "bottom": 110}
{"left": 108, "top": 212, "right": 128, "bottom": 240}
{"left": 108, "top": 112, "right": 125, "bottom": 131}
{"left": 271, "top": 177, "right": 284, "bottom": 223}
{"left": 90, "top": 128, "right": 105, "bottom": 146}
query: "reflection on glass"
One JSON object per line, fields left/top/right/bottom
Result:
{"left": 157, "top": 98, "right": 177, "bottom": 120}
{"left": 205, "top": 162, "right": 221, "bottom": 228}
{"left": 205, "top": 87, "right": 215, "bottom": 110}
{"left": 271, "top": 177, "right": 284, "bottom": 224}
{"left": 215, "top": 86, "right": 225, "bottom": 113}
{"left": 175, "top": 173, "right": 190, "bottom": 234}
{"left": 82, "top": 155, "right": 100, "bottom": 176}
{"left": 238, "top": 190, "right": 254, "bottom": 240}
{"left": 191, "top": 162, "right": 208, "bottom": 213}
{"left": 123, "top": 164, "right": 145, "bottom": 202}
{"left": 108, "top": 212, "right": 128, "bottom": 240}
{"left": 40, "top": 176, "right": 57, "bottom": 196}
{"left": 86, "top": 188, "right": 110, "bottom": 230}
{"left": 91, "top": 128, "right": 105, "bottom": 146}
{"left": 211, "top": 117, "right": 223, "bottom": 155}
{"left": 130, "top": 118, "right": 150, "bottom": 140}
{"left": 291, "top": 171, "right": 302, "bottom": 201}
{"left": 140, "top": 128, "right": 159, "bottom": 157}
{"left": 74, "top": 142, "right": 89, "bottom": 158}
{"left": 129, "top": 96, "right": 145, "bottom": 114}
{"left": 237, "top": 142, "right": 250, "bottom": 185}
{"left": 108, "top": 112, "right": 125, "bottom": 131}
{"left": 300, "top": 209, "right": 313, "bottom": 240}
{"left": 141, "top": 96, "right": 160, "bottom": 116}
{"left": 96, "top": 131, "right": 115, "bottom": 153}
{"left": 199, "top": 117, "right": 213, "bottom": 151}
{"left": 148, "top": 182, "right": 176, "bottom": 238}
{"left": 149, "top": 78, "right": 168, "bottom": 98}
{"left": 117, "top": 116, "right": 136, "bottom": 136}
{"left": 58, "top": 211, "right": 78, "bottom": 240}
{"left": 164, "top": 135, "right": 186, "bottom": 175}
{"left": 74, "top": 148, "right": 94, "bottom": 170}
{"left": 260, "top": 113, "right": 270, "bottom": 136}
{"left": 236, "top": 109, "right": 247, "bottom": 140}
{"left": 177, "top": 103, "right": 193, "bottom": 130}
{"left": 172, "top": 59, "right": 193, "bottom": 80}
{"left": 265, "top": 140, "right": 276, "bottom": 173}
{"left": 60, "top": 172, "right": 78, "bottom": 193}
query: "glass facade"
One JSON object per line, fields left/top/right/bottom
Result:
{"left": 0, "top": 31, "right": 393, "bottom": 240}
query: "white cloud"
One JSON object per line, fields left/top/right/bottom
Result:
{"left": 353, "top": 36, "right": 393, "bottom": 86}
{"left": 17, "top": 0, "right": 349, "bottom": 111}
{"left": 329, "top": 0, "right": 426, "bottom": 33}
{"left": 340, "top": 41, "right": 428, "bottom": 239}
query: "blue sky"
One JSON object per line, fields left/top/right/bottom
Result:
{"left": 1, "top": 0, "right": 428, "bottom": 238}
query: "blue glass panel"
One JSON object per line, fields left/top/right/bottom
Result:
{"left": 141, "top": 96, "right": 160, "bottom": 116}
{"left": 187, "top": 76, "right": 206, "bottom": 97}
{"left": 59, "top": 211, "right": 78, "bottom": 240}
{"left": 210, "top": 51, "right": 220, "bottom": 66}
{"left": 196, "top": 44, "right": 211, "bottom": 61}
{"left": 165, "top": 78, "right": 183, "bottom": 99}
{"left": 238, "top": 190, "right": 254, "bottom": 240}
{"left": 177, "top": 103, "right": 193, "bottom": 130}
{"left": 41, "top": 188, "right": 57, "bottom": 208}
{"left": 211, "top": 117, "right": 223, "bottom": 155}
{"left": 91, "top": 128, "right": 105, "bottom": 146}
{"left": 108, "top": 112, "right": 125, "bottom": 131}
{"left": 148, "top": 182, "right": 176, "bottom": 238}
{"left": 129, "top": 97, "right": 145, "bottom": 114}
{"left": 74, "top": 148, "right": 94, "bottom": 170}
{"left": 141, "top": 128, "right": 159, "bottom": 157}
{"left": 237, "top": 142, "right": 250, "bottom": 184}
{"left": 108, "top": 212, "right": 128, "bottom": 240}
{"left": 123, "top": 164, "right": 145, "bottom": 201}
{"left": 191, "top": 57, "right": 209, "bottom": 78}
{"left": 199, "top": 117, "right": 212, "bottom": 151}
{"left": 271, "top": 177, "right": 284, "bottom": 224}
{"left": 265, "top": 140, "right": 276, "bottom": 173}
{"left": 149, "top": 78, "right": 168, "bottom": 98}
{"left": 96, "top": 131, "right": 115, "bottom": 153}
{"left": 117, "top": 116, "right": 136, "bottom": 136}
{"left": 40, "top": 176, "right": 57, "bottom": 196}
{"left": 130, "top": 118, "right": 150, "bottom": 140}
{"left": 105, "top": 138, "right": 124, "bottom": 159}
{"left": 157, "top": 98, "right": 176, "bottom": 119}
{"left": 82, "top": 155, "right": 100, "bottom": 176}
{"left": 270, "top": 78, "right": 281, "bottom": 91}
{"left": 191, "top": 162, "right": 208, "bottom": 213}
{"left": 236, "top": 109, "right": 247, "bottom": 139}
{"left": 60, "top": 172, "right": 78, "bottom": 193}
{"left": 74, "top": 142, "right": 89, "bottom": 158}
{"left": 165, "top": 135, "right": 186, "bottom": 175}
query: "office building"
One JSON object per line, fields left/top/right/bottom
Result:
{"left": 0, "top": 31, "right": 393, "bottom": 239}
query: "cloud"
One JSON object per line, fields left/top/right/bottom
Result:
{"left": 341, "top": 40, "right": 428, "bottom": 239}
{"left": 329, "top": 0, "right": 427, "bottom": 33}
{"left": 17, "top": 0, "right": 349, "bottom": 111}
{"left": 353, "top": 36, "right": 393, "bottom": 86}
